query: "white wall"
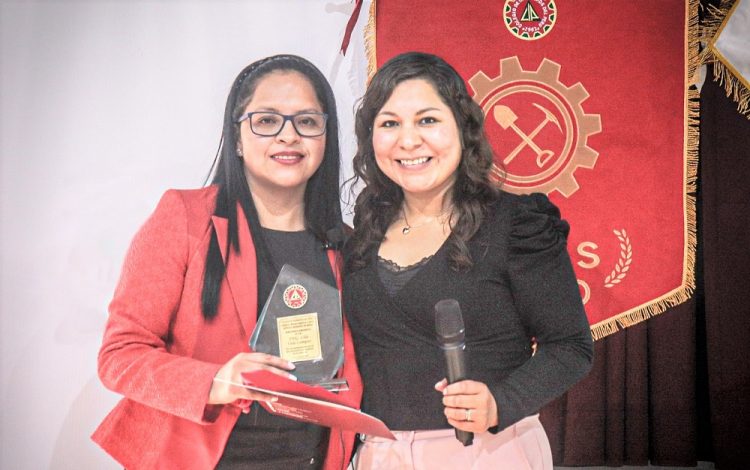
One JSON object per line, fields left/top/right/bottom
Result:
{"left": 0, "top": 1, "right": 369, "bottom": 468}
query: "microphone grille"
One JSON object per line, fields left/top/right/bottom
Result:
{"left": 435, "top": 299, "right": 465, "bottom": 344}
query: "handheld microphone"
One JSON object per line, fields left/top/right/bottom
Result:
{"left": 435, "top": 298, "right": 474, "bottom": 446}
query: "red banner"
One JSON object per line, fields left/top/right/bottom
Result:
{"left": 370, "top": 0, "right": 698, "bottom": 339}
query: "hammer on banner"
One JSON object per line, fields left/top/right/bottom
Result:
{"left": 493, "top": 103, "right": 561, "bottom": 167}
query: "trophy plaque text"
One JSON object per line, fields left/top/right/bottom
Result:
{"left": 250, "top": 264, "right": 345, "bottom": 389}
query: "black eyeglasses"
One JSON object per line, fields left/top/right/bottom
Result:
{"left": 236, "top": 111, "right": 328, "bottom": 137}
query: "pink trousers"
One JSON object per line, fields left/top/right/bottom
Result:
{"left": 352, "top": 414, "right": 552, "bottom": 470}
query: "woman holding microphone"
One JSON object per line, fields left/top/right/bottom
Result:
{"left": 343, "top": 52, "right": 593, "bottom": 469}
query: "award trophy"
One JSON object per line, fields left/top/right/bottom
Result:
{"left": 249, "top": 264, "right": 347, "bottom": 390}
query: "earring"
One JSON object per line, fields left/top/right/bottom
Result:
{"left": 236, "top": 147, "right": 243, "bottom": 158}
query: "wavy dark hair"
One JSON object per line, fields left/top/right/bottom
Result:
{"left": 346, "top": 52, "right": 500, "bottom": 272}
{"left": 201, "top": 54, "right": 342, "bottom": 319}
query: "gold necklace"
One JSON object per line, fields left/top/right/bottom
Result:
{"left": 401, "top": 208, "right": 449, "bottom": 235}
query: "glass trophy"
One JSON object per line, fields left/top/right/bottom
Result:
{"left": 249, "top": 264, "right": 347, "bottom": 390}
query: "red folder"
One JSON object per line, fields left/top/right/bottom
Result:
{"left": 239, "top": 370, "right": 395, "bottom": 439}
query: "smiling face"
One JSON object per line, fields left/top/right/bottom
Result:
{"left": 372, "top": 78, "right": 462, "bottom": 202}
{"left": 237, "top": 70, "right": 326, "bottom": 198}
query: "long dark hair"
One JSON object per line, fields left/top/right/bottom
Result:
{"left": 346, "top": 51, "right": 499, "bottom": 272}
{"left": 201, "top": 55, "right": 342, "bottom": 319}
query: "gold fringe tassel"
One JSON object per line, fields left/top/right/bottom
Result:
{"left": 714, "top": 61, "right": 750, "bottom": 116}
{"left": 591, "top": 0, "right": 700, "bottom": 341}
{"left": 687, "top": 0, "right": 701, "bottom": 86}
{"left": 591, "top": 278, "right": 697, "bottom": 341}
{"left": 364, "top": 0, "right": 377, "bottom": 84}
{"left": 695, "top": 0, "right": 750, "bottom": 119}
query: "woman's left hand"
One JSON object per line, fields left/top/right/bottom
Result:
{"left": 435, "top": 378, "right": 499, "bottom": 433}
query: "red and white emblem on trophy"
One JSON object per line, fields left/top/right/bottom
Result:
{"left": 283, "top": 284, "right": 308, "bottom": 309}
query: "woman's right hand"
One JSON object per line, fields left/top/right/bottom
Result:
{"left": 208, "top": 352, "right": 296, "bottom": 410}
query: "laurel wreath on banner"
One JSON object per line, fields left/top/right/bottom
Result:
{"left": 604, "top": 229, "right": 633, "bottom": 288}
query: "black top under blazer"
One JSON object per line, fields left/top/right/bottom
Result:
{"left": 343, "top": 191, "right": 594, "bottom": 431}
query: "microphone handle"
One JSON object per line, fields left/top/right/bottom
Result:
{"left": 455, "top": 423, "right": 474, "bottom": 446}
{"left": 444, "top": 345, "right": 474, "bottom": 446}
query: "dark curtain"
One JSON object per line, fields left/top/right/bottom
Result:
{"left": 697, "top": 65, "right": 750, "bottom": 467}
{"left": 540, "top": 61, "right": 750, "bottom": 468}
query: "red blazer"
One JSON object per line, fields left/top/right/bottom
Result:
{"left": 92, "top": 187, "right": 363, "bottom": 470}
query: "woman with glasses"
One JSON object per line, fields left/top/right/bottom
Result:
{"left": 93, "top": 55, "right": 362, "bottom": 470}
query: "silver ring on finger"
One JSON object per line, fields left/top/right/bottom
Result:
{"left": 465, "top": 408, "right": 473, "bottom": 421}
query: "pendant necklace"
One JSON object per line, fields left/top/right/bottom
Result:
{"left": 401, "top": 208, "right": 449, "bottom": 235}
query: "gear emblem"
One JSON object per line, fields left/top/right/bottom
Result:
{"left": 469, "top": 57, "right": 601, "bottom": 197}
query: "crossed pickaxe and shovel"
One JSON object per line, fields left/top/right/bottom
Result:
{"left": 492, "top": 103, "right": 562, "bottom": 168}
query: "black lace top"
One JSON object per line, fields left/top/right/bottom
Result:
{"left": 377, "top": 255, "right": 433, "bottom": 297}
{"left": 343, "top": 192, "right": 594, "bottom": 432}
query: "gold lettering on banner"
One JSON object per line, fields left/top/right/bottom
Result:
{"left": 577, "top": 280, "right": 591, "bottom": 305}
{"left": 277, "top": 313, "right": 323, "bottom": 363}
{"left": 573, "top": 230, "right": 635, "bottom": 304}
{"left": 576, "top": 242, "right": 600, "bottom": 269}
